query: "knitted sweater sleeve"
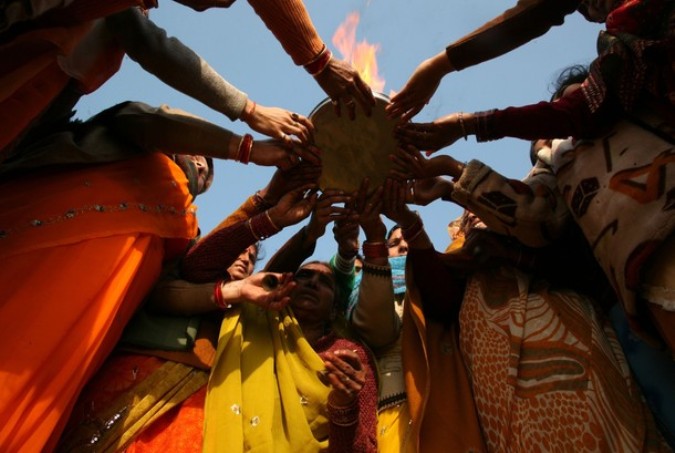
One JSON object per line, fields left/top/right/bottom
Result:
{"left": 180, "top": 212, "right": 279, "bottom": 282}
{"left": 351, "top": 262, "right": 400, "bottom": 350}
{"left": 106, "top": 7, "right": 247, "bottom": 120}
{"left": 246, "top": 0, "right": 324, "bottom": 65}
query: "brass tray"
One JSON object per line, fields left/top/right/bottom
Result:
{"left": 309, "top": 92, "right": 396, "bottom": 194}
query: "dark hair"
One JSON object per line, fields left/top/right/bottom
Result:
{"left": 549, "top": 64, "right": 590, "bottom": 101}
{"left": 253, "top": 241, "right": 264, "bottom": 265}
{"left": 530, "top": 64, "right": 590, "bottom": 165}
{"left": 386, "top": 225, "right": 402, "bottom": 241}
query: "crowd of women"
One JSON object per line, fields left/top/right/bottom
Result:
{"left": 0, "top": 0, "right": 674, "bottom": 451}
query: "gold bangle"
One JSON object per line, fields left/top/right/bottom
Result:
{"left": 264, "top": 210, "right": 280, "bottom": 232}
{"left": 457, "top": 112, "right": 468, "bottom": 141}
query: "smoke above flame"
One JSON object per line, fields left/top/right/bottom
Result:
{"left": 332, "top": 12, "right": 385, "bottom": 93}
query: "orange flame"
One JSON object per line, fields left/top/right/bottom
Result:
{"left": 332, "top": 12, "right": 385, "bottom": 93}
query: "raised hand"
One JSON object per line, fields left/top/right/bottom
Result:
{"left": 333, "top": 219, "right": 360, "bottom": 259}
{"left": 389, "top": 145, "right": 464, "bottom": 180}
{"left": 242, "top": 102, "right": 315, "bottom": 146}
{"left": 394, "top": 113, "right": 468, "bottom": 154}
{"left": 249, "top": 139, "right": 321, "bottom": 170}
{"left": 354, "top": 179, "right": 386, "bottom": 242}
{"left": 381, "top": 178, "right": 418, "bottom": 227}
{"left": 305, "top": 189, "right": 354, "bottom": 242}
{"left": 267, "top": 184, "right": 318, "bottom": 229}
{"left": 314, "top": 57, "right": 376, "bottom": 120}
{"left": 227, "top": 271, "right": 295, "bottom": 311}
{"left": 261, "top": 163, "right": 322, "bottom": 206}
{"left": 385, "top": 52, "right": 451, "bottom": 121}
{"left": 405, "top": 177, "right": 454, "bottom": 206}
{"left": 320, "top": 349, "right": 367, "bottom": 407}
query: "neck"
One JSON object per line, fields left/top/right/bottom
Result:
{"left": 301, "top": 321, "right": 328, "bottom": 346}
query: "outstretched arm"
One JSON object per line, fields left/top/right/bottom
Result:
{"left": 444, "top": 0, "right": 579, "bottom": 72}
{"left": 106, "top": 7, "right": 247, "bottom": 121}
{"left": 246, "top": 0, "right": 375, "bottom": 116}
{"left": 387, "top": 0, "right": 579, "bottom": 121}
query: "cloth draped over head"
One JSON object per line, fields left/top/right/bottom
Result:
{"left": 401, "top": 244, "right": 487, "bottom": 452}
{"left": 204, "top": 304, "right": 331, "bottom": 453}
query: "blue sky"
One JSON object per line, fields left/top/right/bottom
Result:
{"left": 75, "top": 0, "right": 602, "bottom": 267}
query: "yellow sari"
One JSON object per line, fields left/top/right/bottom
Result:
{"left": 204, "top": 304, "right": 332, "bottom": 453}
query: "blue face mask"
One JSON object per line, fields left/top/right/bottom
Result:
{"left": 388, "top": 255, "right": 407, "bottom": 295}
{"left": 346, "top": 255, "right": 407, "bottom": 317}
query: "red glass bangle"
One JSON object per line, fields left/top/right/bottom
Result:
{"left": 305, "top": 48, "right": 332, "bottom": 76}
{"left": 237, "top": 134, "right": 253, "bottom": 164}
{"left": 362, "top": 241, "right": 388, "bottom": 259}
{"left": 213, "top": 279, "right": 231, "bottom": 310}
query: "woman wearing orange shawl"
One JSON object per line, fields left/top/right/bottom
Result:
{"left": 0, "top": 100, "right": 306, "bottom": 452}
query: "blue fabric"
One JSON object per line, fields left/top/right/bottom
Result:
{"left": 347, "top": 256, "right": 407, "bottom": 318}
{"left": 389, "top": 255, "right": 407, "bottom": 296}
{"left": 609, "top": 304, "right": 675, "bottom": 447}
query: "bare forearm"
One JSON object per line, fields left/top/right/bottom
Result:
{"left": 445, "top": 0, "right": 578, "bottom": 71}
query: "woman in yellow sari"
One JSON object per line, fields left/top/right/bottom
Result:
{"left": 202, "top": 261, "right": 379, "bottom": 453}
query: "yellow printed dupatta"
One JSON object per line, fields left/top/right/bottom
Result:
{"left": 204, "top": 304, "right": 331, "bottom": 453}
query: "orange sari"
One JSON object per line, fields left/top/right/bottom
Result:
{"left": 0, "top": 0, "right": 152, "bottom": 160}
{"left": 0, "top": 152, "right": 197, "bottom": 452}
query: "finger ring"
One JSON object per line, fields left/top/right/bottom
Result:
{"left": 340, "top": 375, "right": 350, "bottom": 383}
{"left": 280, "top": 133, "right": 287, "bottom": 140}
{"left": 262, "top": 274, "right": 279, "bottom": 291}
{"left": 291, "top": 113, "right": 299, "bottom": 121}
{"left": 345, "top": 99, "right": 356, "bottom": 107}
{"left": 331, "top": 99, "right": 339, "bottom": 106}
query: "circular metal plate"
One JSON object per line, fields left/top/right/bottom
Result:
{"left": 309, "top": 93, "right": 396, "bottom": 194}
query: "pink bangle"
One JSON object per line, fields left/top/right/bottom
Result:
{"left": 304, "top": 47, "right": 332, "bottom": 76}
{"left": 362, "top": 241, "right": 388, "bottom": 259}
{"left": 213, "top": 280, "right": 231, "bottom": 310}
{"left": 236, "top": 134, "right": 253, "bottom": 164}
